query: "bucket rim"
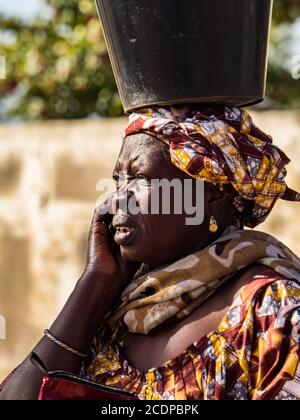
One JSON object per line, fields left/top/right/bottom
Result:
{"left": 123, "top": 95, "right": 264, "bottom": 114}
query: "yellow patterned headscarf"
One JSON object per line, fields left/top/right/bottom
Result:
{"left": 125, "top": 106, "right": 300, "bottom": 228}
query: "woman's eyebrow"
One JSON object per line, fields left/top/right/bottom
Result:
{"left": 130, "top": 155, "right": 140, "bottom": 166}
{"left": 129, "top": 155, "right": 146, "bottom": 174}
{"left": 112, "top": 154, "right": 146, "bottom": 179}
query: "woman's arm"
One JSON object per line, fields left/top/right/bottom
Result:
{"left": 0, "top": 203, "right": 139, "bottom": 400}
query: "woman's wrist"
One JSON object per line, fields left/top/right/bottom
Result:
{"left": 32, "top": 270, "right": 123, "bottom": 373}
{"left": 78, "top": 269, "right": 124, "bottom": 295}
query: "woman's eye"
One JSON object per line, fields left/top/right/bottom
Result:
{"left": 113, "top": 174, "right": 149, "bottom": 190}
{"left": 135, "top": 174, "right": 149, "bottom": 185}
{"left": 136, "top": 174, "right": 149, "bottom": 181}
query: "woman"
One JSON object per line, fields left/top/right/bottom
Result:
{"left": 1, "top": 106, "right": 300, "bottom": 400}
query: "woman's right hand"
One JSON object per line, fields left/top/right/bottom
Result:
{"left": 0, "top": 194, "right": 140, "bottom": 401}
{"left": 83, "top": 194, "right": 140, "bottom": 290}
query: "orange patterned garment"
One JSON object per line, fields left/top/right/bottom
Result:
{"left": 83, "top": 268, "right": 300, "bottom": 400}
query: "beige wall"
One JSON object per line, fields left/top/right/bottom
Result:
{"left": 0, "top": 111, "right": 300, "bottom": 381}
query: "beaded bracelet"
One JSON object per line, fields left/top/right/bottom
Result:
{"left": 44, "top": 329, "right": 88, "bottom": 359}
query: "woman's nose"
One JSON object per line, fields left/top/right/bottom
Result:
{"left": 112, "top": 182, "right": 135, "bottom": 214}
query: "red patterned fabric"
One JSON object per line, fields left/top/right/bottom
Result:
{"left": 83, "top": 268, "right": 300, "bottom": 400}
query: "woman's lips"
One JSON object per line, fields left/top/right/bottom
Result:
{"left": 113, "top": 225, "right": 137, "bottom": 246}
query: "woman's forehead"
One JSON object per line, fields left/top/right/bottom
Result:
{"left": 115, "top": 134, "right": 166, "bottom": 169}
{"left": 114, "top": 136, "right": 188, "bottom": 181}
{"left": 116, "top": 139, "right": 147, "bottom": 168}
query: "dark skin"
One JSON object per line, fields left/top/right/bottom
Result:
{"left": 0, "top": 134, "right": 261, "bottom": 399}
{"left": 111, "top": 134, "right": 237, "bottom": 265}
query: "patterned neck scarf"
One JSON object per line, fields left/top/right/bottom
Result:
{"left": 125, "top": 106, "right": 300, "bottom": 228}
{"left": 105, "top": 226, "right": 300, "bottom": 336}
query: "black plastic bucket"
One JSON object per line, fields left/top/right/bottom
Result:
{"left": 95, "top": 0, "right": 273, "bottom": 113}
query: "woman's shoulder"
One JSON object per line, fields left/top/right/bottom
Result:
{"left": 219, "top": 266, "right": 300, "bottom": 333}
{"left": 238, "top": 266, "right": 300, "bottom": 315}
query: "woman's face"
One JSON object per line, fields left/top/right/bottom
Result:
{"left": 110, "top": 134, "right": 217, "bottom": 267}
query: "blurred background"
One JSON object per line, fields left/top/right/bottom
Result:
{"left": 0, "top": 0, "right": 300, "bottom": 381}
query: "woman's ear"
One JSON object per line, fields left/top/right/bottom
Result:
{"left": 205, "top": 182, "right": 226, "bottom": 208}
{"left": 205, "top": 182, "right": 237, "bottom": 228}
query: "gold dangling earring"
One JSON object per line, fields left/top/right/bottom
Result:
{"left": 209, "top": 216, "right": 218, "bottom": 233}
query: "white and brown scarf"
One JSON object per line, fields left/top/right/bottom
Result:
{"left": 105, "top": 226, "right": 300, "bottom": 335}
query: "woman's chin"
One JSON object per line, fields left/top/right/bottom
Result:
{"left": 120, "top": 245, "right": 165, "bottom": 270}
{"left": 120, "top": 243, "right": 145, "bottom": 263}
{"left": 120, "top": 242, "right": 156, "bottom": 266}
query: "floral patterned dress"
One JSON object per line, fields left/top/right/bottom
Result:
{"left": 82, "top": 268, "right": 300, "bottom": 400}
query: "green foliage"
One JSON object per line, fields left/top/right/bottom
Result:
{"left": 0, "top": 0, "right": 299, "bottom": 120}
{"left": 0, "top": 0, "right": 122, "bottom": 119}
{"left": 267, "top": 0, "right": 300, "bottom": 108}
{"left": 273, "top": 0, "right": 300, "bottom": 23}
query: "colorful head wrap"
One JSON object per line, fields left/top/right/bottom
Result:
{"left": 125, "top": 106, "right": 300, "bottom": 228}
